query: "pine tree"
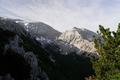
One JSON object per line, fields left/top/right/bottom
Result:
{"left": 93, "top": 24, "right": 120, "bottom": 80}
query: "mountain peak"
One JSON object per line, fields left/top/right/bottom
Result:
{"left": 72, "top": 27, "right": 91, "bottom": 32}
{"left": 73, "top": 27, "right": 79, "bottom": 30}
{"left": 58, "top": 27, "right": 98, "bottom": 54}
{"left": 64, "top": 27, "right": 97, "bottom": 42}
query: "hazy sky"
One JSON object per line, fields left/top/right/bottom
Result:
{"left": 0, "top": 0, "right": 120, "bottom": 32}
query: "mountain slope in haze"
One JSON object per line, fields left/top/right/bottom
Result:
{"left": 0, "top": 17, "right": 95, "bottom": 80}
{"left": 58, "top": 27, "right": 98, "bottom": 54}
{"left": 6, "top": 18, "right": 61, "bottom": 40}
{"left": 23, "top": 21, "right": 61, "bottom": 40}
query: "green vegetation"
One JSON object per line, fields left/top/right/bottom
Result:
{"left": 93, "top": 24, "right": 120, "bottom": 80}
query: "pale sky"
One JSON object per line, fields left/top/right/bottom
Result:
{"left": 0, "top": 0, "right": 120, "bottom": 32}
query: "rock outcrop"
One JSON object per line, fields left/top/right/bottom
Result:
{"left": 58, "top": 27, "right": 98, "bottom": 55}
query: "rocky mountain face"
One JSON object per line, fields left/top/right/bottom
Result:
{"left": 58, "top": 27, "right": 98, "bottom": 55}
{"left": 15, "top": 20, "right": 98, "bottom": 59}
{"left": 0, "top": 17, "right": 96, "bottom": 80}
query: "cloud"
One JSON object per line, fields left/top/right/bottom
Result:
{"left": 0, "top": 0, "right": 120, "bottom": 32}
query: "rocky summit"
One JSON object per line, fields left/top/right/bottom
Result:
{"left": 58, "top": 27, "right": 98, "bottom": 55}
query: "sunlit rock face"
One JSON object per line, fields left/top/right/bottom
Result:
{"left": 58, "top": 27, "right": 98, "bottom": 55}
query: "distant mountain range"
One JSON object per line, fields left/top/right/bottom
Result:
{"left": 0, "top": 17, "right": 98, "bottom": 80}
